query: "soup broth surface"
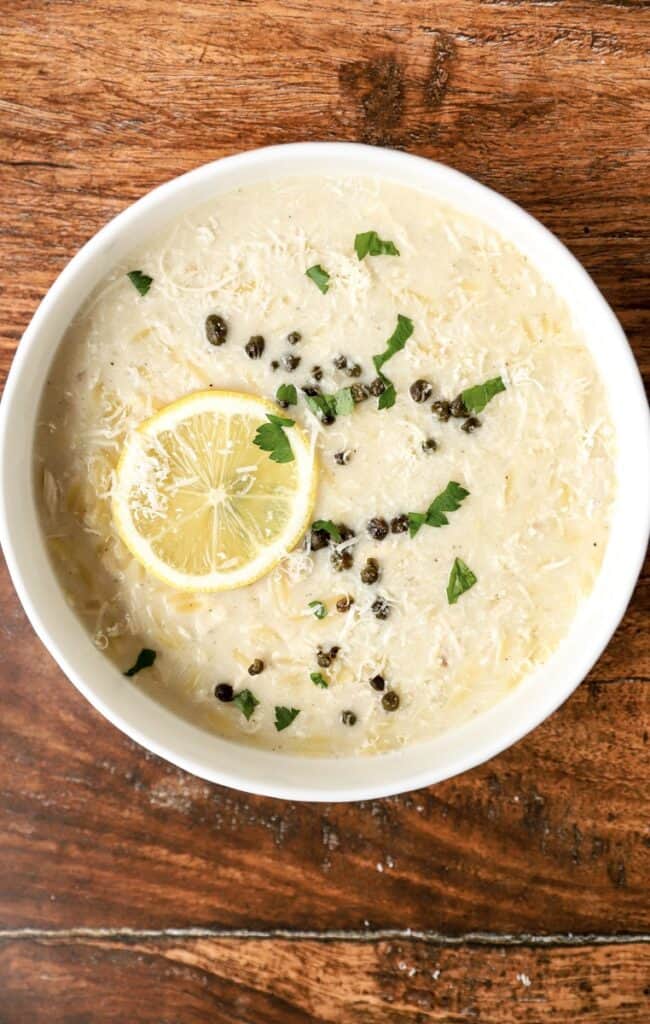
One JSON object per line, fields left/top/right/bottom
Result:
{"left": 36, "top": 176, "right": 615, "bottom": 754}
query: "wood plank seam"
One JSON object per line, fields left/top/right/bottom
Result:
{"left": 1, "top": 929, "right": 650, "bottom": 946}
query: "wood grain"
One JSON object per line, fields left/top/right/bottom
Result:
{"left": 1, "top": 1, "right": 649, "bottom": 389}
{"left": 1, "top": 557, "right": 648, "bottom": 934}
{"left": 1, "top": 0, "right": 649, "bottom": 1019}
{"left": 1, "top": 937, "right": 649, "bottom": 1023}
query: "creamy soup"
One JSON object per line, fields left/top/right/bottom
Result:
{"left": 35, "top": 176, "right": 615, "bottom": 755}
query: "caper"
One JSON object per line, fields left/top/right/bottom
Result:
{"left": 333, "top": 354, "right": 348, "bottom": 370}
{"left": 334, "top": 450, "right": 352, "bottom": 465}
{"left": 310, "top": 527, "right": 331, "bottom": 551}
{"left": 331, "top": 549, "right": 354, "bottom": 571}
{"left": 369, "top": 674, "right": 385, "bottom": 692}
{"left": 345, "top": 363, "right": 362, "bottom": 378}
{"left": 287, "top": 331, "right": 302, "bottom": 345}
{"left": 450, "top": 395, "right": 469, "bottom": 418}
{"left": 432, "top": 400, "right": 451, "bottom": 422}
{"left": 270, "top": 360, "right": 280, "bottom": 371}
{"left": 409, "top": 379, "right": 432, "bottom": 403}
{"left": 360, "top": 557, "right": 380, "bottom": 585}
{"left": 461, "top": 416, "right": 481, "bottom": 433}
{"left": 382, "top": 690, "right": 400, "bottom": 711}
{"left": 214, "top": 683, "right": 234, "bottom": 702}
{"left": 318, "top": 646, "right": 340, "bottom": 667}
{"left": 341, "top": 710, "right": 357, "bottom": 726}
{"left": 205, "top": 314, "right": 228, "bottom": 346}
{"left": 371, "top": 596, "right": 391, "bottom": 620}
{"left": 281, "top": 353, "right": 300, "bottom": 372}
{"left": 367, "top": 517, "right": 389, "bottom": 541}
{"left": 245, "top": 335, "right": 265, "bottom": 359}
{"left": 311, "top": 365, "right": 323, "bottom": 381}
{"left": 336, "top": 594, "right": 354, "bottom": 612}
{"left": 369, "top": 377, "right": 386, "bottom": 397}
{"left": 338, "top": 524, "right": 355, "bottom": 542}
{"left": 390, "top": 514, "right": 409, "bottom": 534}
{"left": 248, "top": 659, "right": 264, "bottom": 676}
{"left": 421, "top": 438, "right": 438, "bottom": 453}
{"left": 350, "top": 383, "right": 370, "bottom": 403}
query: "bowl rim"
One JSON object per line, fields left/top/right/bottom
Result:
{"left": 1, "top": 141, "right": 648, "bottom": 802}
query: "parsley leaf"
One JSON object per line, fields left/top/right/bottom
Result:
{"left": 233, "top": 688, "right": 260, "bottom": 720}
{"left": 308, "top": 600, "right": 328, "bottom": 619}
{"left": 408, "top": 481, "right": 470, "bottom": 537}
{"left": 407, "top": 512, "right": 426, "bottom": 535}
{"left": 310, "top": 671, "right": 329, "bottom": 688}
{"left": 127, "top": 270, "right": 153, "bottom": 296}
{"left": 355, "top": 231, "right": 400, "bottom": 260}
{"left": 311, "top": 520, "right": 342, "bottom": 543}
{"left": 124, "top": 648, "right": 156, "bottom": 677}
{"left": 377, "top": 377, "right": 396, "bottom": 410}
{"left": 372, "top": 314, "right": 414, "bottom": 375}
{"left": 253, "top": 413, "right": 295, "bottom": 463}
{"left": 462, "top": 375, "right": 506, "bottom": 414}
{"left": 276, "top": 383, "right": 297, "bottom": 407}
{"left": 305, "top": 264, "right": 330, "bottom": 294}
{"left": 274, "top": 706, "right": 300, "bottom": 731}
{"left": 334, "top": 387, "right": 355, "bottom": 415}
{"left": 305, "top": 392, "right": 335, "bottom": 421}
{"left": 372, "top": 315, "right": 413, "bottom": 410}
{"left": 447, "top": 557, "right": 477, "bottom": 605}
{"left": 304, "top": 388, "right": 354, "bottom": 422}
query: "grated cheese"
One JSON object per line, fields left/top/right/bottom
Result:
{"left": 34, "top": 175, "right": 615, "bottom": 755}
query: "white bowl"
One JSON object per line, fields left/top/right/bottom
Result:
{"left": 1, "top": 143, "right": 648, "bottom": 802}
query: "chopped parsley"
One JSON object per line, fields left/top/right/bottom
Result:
{"left": 310, "top": 671, "right": 329, "bottom": 688}
{"left": 305, "top": 264, "right": 330, "bottom": 294}
{"left": 233, "top": 688, "right": 260, "bottom": 720}
{"left": 123, "top": 648, "right": 156, "bottom": 677}
{"left": 372, "top": 314, "right": 414, "bottom": 410}
{"left": 377, "top": 379, "right": 397, "bottom": 410}
{"left": 304, "top": 392, "right": 335, "bottom": 421}
{"left": 274, "top": 706, "right": 300, "bottom": 731}
{"left": 355, "top": 231, "right": 400, "bottom": 260}
{"left": 408, "top": 481, "right": 470, "bottom": 537}
{"left": 462, "top": 375, "right": 506, "bottom": 414}
{"left": 373, "top": 314, "right": 414, "bottom": 374}
{"left": 308, "top": 600, "right": 328, "bottom": 620}
{"left": 332, "top": 387, "right": 355, "bottom": 415}
{"left": 447, "top": 558, "right": 477, "bottom": 605}
{"left": 253, "top": 413, "right": 295, "bottom": 463}
{"left": 126, "top": 270, "right": 153, "bottom": 296}
{"left": 311, "top": 520, "right": 342, "bottom": 543}
{"left": 276, "top": 383, "right": 297, "bottom": 407}
{"left": 304, "top": 387, "right": 354, "bottom": 422}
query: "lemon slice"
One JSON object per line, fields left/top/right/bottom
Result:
{"left": 113, "top": 390, "right": 317, "bottom": 592}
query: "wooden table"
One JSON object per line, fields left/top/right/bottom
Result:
{"left": 1, "top": 2, "right": 649, "bottom": 1020}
